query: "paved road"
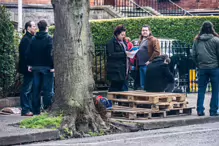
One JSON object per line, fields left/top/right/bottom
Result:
{"left": 28, "top": 122, "right": 219, "bottom": 146}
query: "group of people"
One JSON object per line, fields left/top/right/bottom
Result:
{"left": 18, "top": 19, "right": 219, "bottom": 117}
{"left": 106, "top": 24, "right": 174, "bottom": 93}
{"left": 106, "top": 21, "right": 219, "bottom": 116}
{"left": 19, "top": 20, "right": 54, "bottom": 116}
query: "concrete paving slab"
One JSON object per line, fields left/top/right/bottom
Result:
{"left": 0, "top": 115, "right": 59, "bottom": 146}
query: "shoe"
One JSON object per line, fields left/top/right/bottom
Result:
{"left": 21, "top": 112, "right": 33, "bottom": 116}
{"left": 197, "top": 112, "right": 205, "bottom": 116}
{"left": 210, "top": 113, "right": 219, "bottom": 116}
{"left": 43, "top": 105, "right": 52, "bottom": 111}
{"left": 33, "top": 112, "right": 40, "bottom": 115}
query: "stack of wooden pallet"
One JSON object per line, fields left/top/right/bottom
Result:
{"left": 107, "top": 91, "right": 194, "bottom": 120}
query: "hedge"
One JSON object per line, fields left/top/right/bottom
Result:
{"left": 0, "top": 6, "right": 16, "bottom": 98}
{"left": 49, "top": 16, "right": 219, "bottom": 45}
{"left": 91, "top": 16, "right": 219, "bottom": 45}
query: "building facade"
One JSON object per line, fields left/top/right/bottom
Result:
{"left": 1, "top": 0, "right": 218, "bottom": 10}
{"left": 1, "top": 0, "right": 218, "bottom": 28}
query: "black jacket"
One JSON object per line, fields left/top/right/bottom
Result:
{"left": 18, "top": 32, "right": 33, "bottom": 75}
{"left": 26, "top": 31, "right": 54, "bottom": 68}
{"left": 106, "top": 37, "right": 127, "bottom": 81}
{"left": 145, "top": 57, "right": 174, "bottom": 92}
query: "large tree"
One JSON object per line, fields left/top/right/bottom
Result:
{"left": 51, "top": 0, "right": 106, "bottom": 137}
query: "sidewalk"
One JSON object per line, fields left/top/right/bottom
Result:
{"left": 0, "top": 93, "right": 219, "bottom": 145}
{"left": 0, "top": 115, "right": 59, "bottom": 146}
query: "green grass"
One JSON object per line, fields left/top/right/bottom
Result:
{"left": 20, "top": 113, "right": 63, "bottom": 129}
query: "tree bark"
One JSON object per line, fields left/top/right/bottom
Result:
{"left": 51, "top": 0, "right": 106, "bottom": 137}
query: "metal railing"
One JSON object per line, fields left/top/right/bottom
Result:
{"left": 169, "top": 0, "right": 193, "bottom": 16}
{"left": 136, "top": 0, "right": 193, "bottom": 16}
{"left": 1, "top": 41, "right": 210, "bottom": 97}
{"left": 93, "top": 0, "right": 153, "bottom": 17}
{"left": 93, "top": 0, "right": 193, "bottom": 16}
{"left": 93, "top": 41, "right": 203, "bottom": 93}
{"left": 93, "top": 45, "right": 108, "bottom": 90}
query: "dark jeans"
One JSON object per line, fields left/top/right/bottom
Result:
{"left": 197, "top": 68, "right": 219, "bottom": 114}
{"left": 122, "top": 80, "right": 129, "bottom": 91}
{"left": 32, "top": 67, "right": 54, "bottom": 115}
{"left": 109, "top": 81, "right": 125, "bottom": 92}
{"left": 20, "top": 74, "right": 33, "bottom": 114}
{"left": 131, "top": 69, "right": 140, "bottom": 90}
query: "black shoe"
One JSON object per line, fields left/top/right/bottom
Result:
{"left": 197, "top": 112, "right": 205, "bottom": 116}
{"left": 210, "top": 113, "right": 219, "bottom": 116}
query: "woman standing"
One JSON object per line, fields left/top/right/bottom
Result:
{"left": 106, "top": 25, "right": 128, "bottom": 92}
{"left": 192, "top": 21, "right": 219, "bottom": 116}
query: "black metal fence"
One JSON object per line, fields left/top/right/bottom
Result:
{"left": 93, "top": 0, "right": 192, "bottom": 16}
{"left": 140, "top": 0, "right": 192, "bottom": 16}
{"left": 93, "top": 0, "right": 153, "bottom": 17}
{"left": 93, "top": 40, "right": 209, "bottom": 93}
{"left": 0, "top": 41, "right": 211, "bottom": 97}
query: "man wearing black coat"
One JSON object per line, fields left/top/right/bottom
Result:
{"left": 26, "top": 20, "right": 54, "bottom": 115}
{"left": 144, "top": 55, "right": 174, "bottom": 92}
{"left": 18, "top": 21, "right": 36, "bottom": 116}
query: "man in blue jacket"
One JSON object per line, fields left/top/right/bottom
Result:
{"left": 26, "top": 20, "right": 54, "bottom": 115}
{"left": 18, "top": 21, "right": 36, "bottom": 116}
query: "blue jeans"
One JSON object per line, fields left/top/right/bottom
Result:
{"left": 32, "top": 67, "right": 54, "bottom": 115}
{"left": 139, "top": 66, "right": 147, "bottom": 89}
{"left": 197, "top": 68, "right": 219, "bottom": 114}
{"left": 20, "top": 74, "right": 33, "bottom": 115}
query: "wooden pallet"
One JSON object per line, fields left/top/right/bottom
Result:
{"left": 109, "top": 98, "right": 188, "bottom": 111}
{"left": 107, "top": 107, "right": 195, "bottom": 120}
{"left": 108, "top": 91, "right": 186, "bottom": 104}
{"left": 165, "top": 107, "right": 194, "bottom": 116}
{"left": 169, "top": 102, "right": 188, "bottom": 109}
{"left": 107, "top": 108, "right": 165, "bottom": 120}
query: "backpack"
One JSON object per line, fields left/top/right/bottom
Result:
{"left": 95, "top": 95, "right": 112, "bottom": 110}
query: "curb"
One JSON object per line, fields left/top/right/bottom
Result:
{"left": 141, "top": 116, "right": 219, "bottom": 130}
{"left": 111, "top": 116, "right": 219, "bottom": 131}
{"left": 0, "top": 129, "right": 59, "bottom": 146}
{"left": 1, "top": 116, "right": 219, "bottom": 145}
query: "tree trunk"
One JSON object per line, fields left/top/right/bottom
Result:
{"left": 51, "top": 0, "right": 106, "bottom": 137}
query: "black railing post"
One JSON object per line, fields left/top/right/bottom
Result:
{"left": 94, "top": 49, "right": 98, "bottom": 82}
{"left": 99, "top": 49, "right": 102, "bottom": 81}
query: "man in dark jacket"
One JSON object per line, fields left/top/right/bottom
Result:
{"left": 144, "top": 55, "right": 174, "bottom": 92}
{"left": 18, "top": 21, "right": 36, "bottom": 116}
{"left": 26, "top": 20, "right": 54, "bottom": 115}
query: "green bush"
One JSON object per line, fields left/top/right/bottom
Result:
{"left": 49, "top": 16, "right": 219, "bottom": 45}
{"left": 90, "top": 16, "right": 219, "bottom": 44}
{"left": 0, "top": 6, "right": 17, "bottom": 98}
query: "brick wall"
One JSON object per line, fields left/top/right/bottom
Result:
{"left": 0, "top": 0, "right": 51, "bottom": 4}
{"left": 171, "top": 0, "right": 219, "bottom": 10}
